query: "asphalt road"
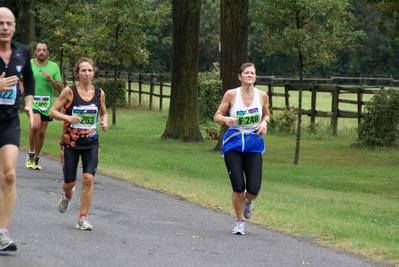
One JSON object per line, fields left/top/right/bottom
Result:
{"left": 0, "top": 151, "right": 394, "bottom": 267}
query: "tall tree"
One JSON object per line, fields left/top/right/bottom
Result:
{"left": 88, "top": 0, "right": 166, "bottom": 125}
{"left": 161, "top": 0, "right": 203, "bottom": 142}
{"left": 37, "top": 0, "right": 165, "bottom": 70}
{"left": 214, "top": 0, "right": 249, "bottom": 151}
{"left": 253, "top": 0, "right": 353, "bottom": 164}
{"left": 36, "top": 0, "right": 93, "bottom": 70}
{"left": 18, "top": 0, "right": 36, "bottom": 46}
{"left": 36, "top": 0, "right": 166, "bottom": 124}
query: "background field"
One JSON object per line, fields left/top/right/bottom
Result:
{"left": 17, "top": 88, "right": 399, "bottom": 266}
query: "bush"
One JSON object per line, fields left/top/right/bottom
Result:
{"left": 358, "top": 89, "right": 399, "bottom": 147}
{"left": 198, "top": 64, "right": 223, "bottom": 124}
{"left": 93, "top": 78, "right": 126, "bottom": 108}
{"left": 268, "top": 107, "right": 297, "bottom": 134}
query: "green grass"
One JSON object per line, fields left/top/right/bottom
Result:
{"left": 17, "top": 104, "right": 399, "bottom": 266}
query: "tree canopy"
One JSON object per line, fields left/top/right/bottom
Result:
{"left": 9, "top": 0, "right": 399, "bottom": 79}
{"left": 252, "top": 0, "right": 353, "bottom": 164}
{"left": 36, "top": 0, "right": 168, "bottom": 70}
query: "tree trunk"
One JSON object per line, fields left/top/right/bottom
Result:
{"left": 214, "top": 0, "right": 249, "bottom": 151}
{"left": 162, "top": 0, "right": 203, "bottom": 142}
{"left": 112, "top": 25, "right": 119, "bottom": 125}
{"left": 293, "top": 52, "right": 304, "bottom": 165}
{"left": 18, "top": 0, "right": 36, "bottom": 46}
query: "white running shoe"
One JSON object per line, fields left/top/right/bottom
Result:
{"left": 58, "top": 187, "right": 75, "bottom": 213}
{"left": 244, "top": 201, "right": 253, "bottom": 219}
{"left": 0, "top": 230, "right": 17, "bottom": 251}
{"left": 232, "top": 220, "right": 245, "bottom": 235}
{"left": 76, "top": 217, "right": 93, "bottom": 230}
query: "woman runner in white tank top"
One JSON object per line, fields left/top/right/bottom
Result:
{"left": 214, "top": 63, "right": 270, "bottom": 235}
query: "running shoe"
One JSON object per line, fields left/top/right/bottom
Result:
{"left": 244, "top": 201, "right": 253, "bottom": 219}
{"left": 58, "top": 187, "right": 75, "bottom": 213}
{"left": 25, "top": 152, "right": 35, "bottom": 169}
{"left": 76, "top": 217, "right": 93, "bottom": 230}
{"left": 34, "top": 156, "right": 41, "bottom": 170}
{"left": 0, "top": 231, "right": 17, "bottom": 251}
{"left": 232, "top": 220, "right": 245, "bottom": 235}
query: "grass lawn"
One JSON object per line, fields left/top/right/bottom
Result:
{"left": 18, "top": 105, "right": 399, "bottom": 266}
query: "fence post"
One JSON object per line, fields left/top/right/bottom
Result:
{"left": 138, "top": 73, "right": 143, "bottom": 106}
{"left": 284, "top": 84, "right": 290, "bottom": 109}
{"left": 267, "top": 82, "right": 273, "bottom": 114}
{"left": 357, "top": 87, "right": 363, "bottom": 125}
{"left": 149, "top": 73, "right": 154, "bottom": 110}
{"left": 159, "top": 74, "right": 164, "bottom": 111}
{"left": 331, "top": 86, "right": 339, "bottom": 136}
{"left": 127, "top": 72, "right": 132, "bottom": 106}
{"left": 310, "top": 84, "right": 317, "bottom": 124}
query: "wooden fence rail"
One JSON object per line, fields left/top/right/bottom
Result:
{"left": 256, "top": 80, "right": 382, "bottom": 135}
{"left": 63, "top": 69, "right": 171, "bottom": 111}
{"left": 62, "top": 69, "right": 386, "bottom": 134}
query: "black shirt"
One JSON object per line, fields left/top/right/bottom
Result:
{"left": 0, "top": 42, "right": 35, "bottom": 119}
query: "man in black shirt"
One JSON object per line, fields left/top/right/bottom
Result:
{"left": 0, "top": 7, "right": 35, "bottom": 251}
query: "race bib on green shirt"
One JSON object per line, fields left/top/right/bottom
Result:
{"left": 235, "top": 108, "right": 260, "bottom": 126}
{"left": 33, "top": 96, "right": 50, "bottom": 111}
{"left": 0, "top": 84, "right": 17, "bottom": 105}
{"left": 71, "top": 105, "right": 98, "bottom": 130}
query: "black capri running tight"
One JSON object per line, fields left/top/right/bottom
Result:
{"left": 224, "top": 150, "right": 262, "bottom": 195}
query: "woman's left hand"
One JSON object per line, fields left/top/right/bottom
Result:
{"left": 255, "top": 121, "right": 268, "bottom": 136}
{"left": 101, "top": 122, "right": 109, "bottom": 132}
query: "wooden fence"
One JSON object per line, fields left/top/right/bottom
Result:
{"left": 257, "top": 82, "right": 381, "bottom": 135}
{"left": 62, "top": 69, "right": 171, "bottom": 110}
{"left": 63, "top": 69, "right": 387, "bottom": 134}
{"left": 256, "top": 75, "right": 398, "bottom": 87}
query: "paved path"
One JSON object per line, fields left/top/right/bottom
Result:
{"left": 0, "top": 152, "right": 394, "bottom": 267}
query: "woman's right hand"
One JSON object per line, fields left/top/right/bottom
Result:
{"left": 225, "top": 117, "right": 238, "bottom": 127}
{"left": 67, "top": 115, "right": 82, "bottom": 124}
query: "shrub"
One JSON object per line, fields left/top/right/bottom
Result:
{"left": 358, "top": 89, "right": 399, "bottom": 147}
{"left": 93, "top": 78, "right": 126, "bottom": 108}
{"left": 198, "top": 64, "right": 223, "bottom": 124}
{"left": 268, "top": 107, "right": 297, "bottom": 134}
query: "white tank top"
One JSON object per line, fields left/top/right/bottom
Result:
{"left": 229, "top": 87, "right": 262, "bottom": 134}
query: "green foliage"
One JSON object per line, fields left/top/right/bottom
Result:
{"left": 268, "top": 108, "right": 297, "bottom": 133}
{"left": 303, "top": 122, "right": 321, "bottom": 137}
{"left": 253, "top": 0, "right": 353, "bottom": 69}
{"left": 36, "top": 0, "right": 168, "bottom": 69}
{"left": 29, "top": 0, "right": 399, "bottom": 79}
{"left": 358, "top": 89, "right": 399, "bottom": 147}
{"left": 198, "top": 63, "right": 223, "bottom": 124}
{"left": 93, "top": 78, "right": 126, "bottom": 108}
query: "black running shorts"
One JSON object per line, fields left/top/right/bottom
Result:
{"left": 61, "top": 145, "right": 99, "bottom": 183}
{"left": 0, "top": 115, "right": 20, "bottom": 149}
{"left": 33, "top": 109, "right": 53, "bottom": 122}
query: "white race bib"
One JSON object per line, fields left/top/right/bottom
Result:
{"left": 71, "top": 105, "right": 98, "bottom": 130}
{"left": 0, "top": 84, "right": 17, "bottom": 105}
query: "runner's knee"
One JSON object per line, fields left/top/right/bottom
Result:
{"left": 1, "top": 169, "right": 16, "bottom": 186}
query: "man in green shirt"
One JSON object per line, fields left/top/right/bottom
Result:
{"left": 26, "top": 42, "right": 63, "bottom": 170}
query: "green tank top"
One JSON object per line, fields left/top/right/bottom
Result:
{"left": 31, "top": 59, "right": 62, "bottom": 116}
